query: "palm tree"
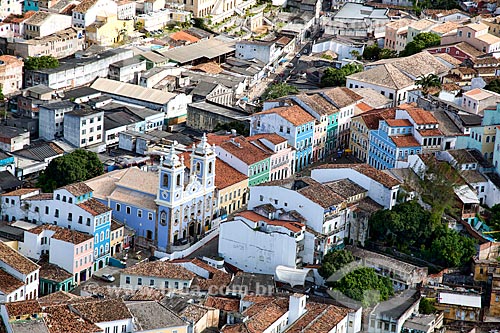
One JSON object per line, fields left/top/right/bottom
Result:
{"left": 415, "top": 74, "right": 442, "bottom": 95}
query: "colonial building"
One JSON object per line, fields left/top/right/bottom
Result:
{"left": 0, "top": 183, "right": 112, "bottom": 271}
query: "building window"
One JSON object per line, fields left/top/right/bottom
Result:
{"left": 137, "top": 278, "right": 142, "bottom": 285}
{"left": 126, "top": 206, "right": 131, "bottom": 214}
{"left": 137, "top": 209, "right": 142, "bottom": 218}
{"left": 148, "top": 212, "right": 153, "bottom": 220}
{"left": 150, "top": 279, "right": 155, "bottom": 286}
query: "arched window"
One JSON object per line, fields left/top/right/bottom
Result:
{"left": 196, "top": 162, "right": 201, "bottom": 173}
{"left": 160, "top": 211, "right": 167, "bottom": 226}
{"left": 176, "top": 174, "right": 181, "bottom": 186}
{"left": 163, "top": 174, "right": 169, "bottom": 187}
{"left": 208, "top": 161, "right": 213, "bottom": 174}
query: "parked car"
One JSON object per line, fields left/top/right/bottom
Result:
{"left": 100, "top": 274, "right": 115, "bottom": 282}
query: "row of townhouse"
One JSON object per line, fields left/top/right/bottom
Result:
{"left": 0, "top": 183, "right": 112, "bottom": 272}
{"left": 219, "top": 163, "right": 401, "bottom": 273}
{"left": 1, "top": 295, "right": 190, "bottom": 333}
{"left": 349, "top": 103, "right": 467, "bottom": 170}
{"left": 251, "top": 87, "right": 364, "bottom": 171}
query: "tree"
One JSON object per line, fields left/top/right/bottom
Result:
{"left": 318, "top": 250, "right": 355, "bottom": 279}
{"left": 349, "top": 50, "right": 361, "bottom": 60}
{"left": 488, "top": 204, "right": 500, "bottom": 232}
{"left": 427, "top": 226, "right": 476, "bottom": 267}
{"left": 416, "top": 156, "right": 463, "bottom": 226}
{"left": 331, "top": 267, "right": 394, "bottom": 307}
{"left": 415, "top": 74, "right": 442, "bottom": 95}
{"left": 362, "top": 44, "right": 381, "bottom": 61}
{"left": 379, "top": 48, "right": 397, "bottom": 59}
{"left": 362, "top": 45, "right": 396, "bottom": 61}
{"left": 37, "top": 149, "right": 104, "bottom": 192}
{"left": 320, "top": 63, "right": 363, "bottom": 87}
{"left": 24, "top": 56, "right": 59, "bottom": 70}
{"left": 400, "top": 32, "right": 441, "bottom": 57}
{"left": 485, "top": 79, "right": 500, "bottom": 94}
{"left": 261, "top": 83, "right": 298, "bottom": 100}
{"left": 369, "top": 201, "right": 433, "bottom": 249}
{"left": 419, "top": 298, "right": 436, "bottom": 314}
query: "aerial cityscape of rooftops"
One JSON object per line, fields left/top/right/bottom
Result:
{"left": 3, "top": 0, "right": 500, "bottom": 331}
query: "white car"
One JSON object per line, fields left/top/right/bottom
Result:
{"left": 100, "top": 274, "right": 115, "bottom": 282}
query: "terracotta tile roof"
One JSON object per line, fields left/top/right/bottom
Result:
{"left": 296, "top": 93, "right": 338, "bottom": 116}
{"left": 464, "top": 88, "right": 494, "bottom": 100}
{"left": 0, "top": 269, "right": 24, "bottom": 294}
{"left": 242, "top": 297, "right": 289, "bottom": 333}
{"left": 24, "top": 193, "right": 53, "bottom": 200}
{"left": 170, "top": 31, "right": 199, "bottom": 43}
{"left": 431, "top": 21, "right": 460, "bottom": 34}
{"left": 297, "top": 182, "right": 345, "bottom": 208}
{"left": 73, "top": 0, "right": 100, "bottom": 13}
{"left": 314, "top": 164, "right": 401, "bottom": 188}
{"left": 77, "top": 198, "right": 112, "bottom": 216}
{"left": 0, "top": 188, "right": 39, "bottom": 196}
{"left": 0, "top": 241, "right": 39, "bottom": 275}
{"left": 3, "top": 11, "right": 36, "bottom": 24}
{"left": 60, "top": 182, "right": 93, "bottom": 197}
{"left": 287, "top": 302, "right": 350, "bottom": 333}
{"left": 275, "top": 36, "right": 292, "bottom": 46}
{"left": 38, "top": 291, "right": 79, "bottom": 305}
{"left": 322, "top": 87, "right": 363, "bottom": 108}
{"left": 44, "top": 304, "right": 102, "bottom": 333}
{"left": 111, "top": 219, "right": 124, "bottom": 231}
{"left": 187, "top": 258, "right": 232, "bottom": 291}
{"left": 386, "top": 119, "right": 412, "bottom": 127}
{"left": 179, "top": 151, "right": 247, "bottom": 190}
{"left": 419, "top": 129, "right": 443, "bottom": 136}
{"left": 190, "top": 62, "right": 223, "bottom": 74}
{"left": 423, "top": 8, "right": 467, "bottom": 18}
{"left": 359, "top": 108, "right": 396, "bottom": 130}
{"left": 122, "top": 261, "right": 196, "bottom": 280}
{"left": 28, "top": 225, "right": 93, "bottom": 245}
{"left": 205, "top": 296, "right": 240, "bottom": 312}
{"left": 405, "top": 107, "right": 438, "bottom": 124}
{"left": 39, "top": 262, "right": 73, "bottom": 282}
{"left": 219, "top": 136, "right": 271, "bottom": 166}
{"left": 71, "top": 299, "right": 132, "bottom": 323}
{"left": 391, "top": 135, "right": 421, "bottom": 148}
{"left": 386, "top": 18, "right": 416, "bottom": 30}
{"left": 5, "top": 300, "right": 42, "bottom": 317}
{"left": 222, "top": 323, "right": 249, "bottom": 332}
{"left": 256, "top": 105, "right": 315, "bottom": 126}
{"left": 356, "top": 102, "right": 373, "bottom": 113}
{"left": 247, "top": 133, "right": 288, "bottom": 145}
{"left": 236, "top": 210, "right": 304, "bottom": 233}
{"left": 324, "top": 178, "right": 367, "bottom": 199}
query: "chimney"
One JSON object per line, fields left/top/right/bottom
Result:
{"left": 288, "top": 293, "right": 307, "bottom": 325}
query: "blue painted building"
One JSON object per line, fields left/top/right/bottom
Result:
{"left": 251, "top": 104, "right": 315, "bottom": 172}
{"left": 369, "top": 119, "right": 421, "bottom": 170}
{"left": 0, "top": 183, "right": 112, "bottom": 271}
{"left": 85, "top": 135, "right": 219, "bottom": 253}
{"left": 0, "top": 151, "right": 15, "bottom": 175}
{"left": 23, "top": 0, "right": 39, "bottom": 12}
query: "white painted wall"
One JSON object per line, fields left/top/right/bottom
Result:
{"left": 311, "top": 168, "right": 398, "bottom": 209}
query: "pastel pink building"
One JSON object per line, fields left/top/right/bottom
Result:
{"left": 247, "top": 133, "right": 295, "bottom": 181}
{"left": 20, "top": 225, "right": 94, "bottom": 285}
{"left": 441, "top": 22, "right": 500, "bottom": 53}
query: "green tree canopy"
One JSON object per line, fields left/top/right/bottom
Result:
{"left": 415, "top": 74, "right": 442, "bottom": 95}
{"left": 318, "top": 250, "right": 355, "bottom": 279}
{"left": 37, "top": 149, "right": 104, "bottom": 192}
{"left": 427, "top": 226, "right": 477, "bottom": 267}
{"left": 331, "top": 267, "right": 394, "bottom": 307}
{"left": 400, "top": 32, "right": 441, "bottom": 57}
{"left": 485, "top": 79, "right": 500, "bottom": 94}
{"left": 419, "top": 298, "right": 436, "bottom": 314}
{"left": 24, "top": 56, "right": 59, "bottom": 70}
{"left": 362, "top": 45, "right": 397, "bottom": 61}
{"left": 261, "top": 83, "right": 298, "bottom": 100}
{"left": 369, "top": 200, "right": 433, "bottom": 248}
{"left": 320, "top": 63, "right": 363, "bottom": 87}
